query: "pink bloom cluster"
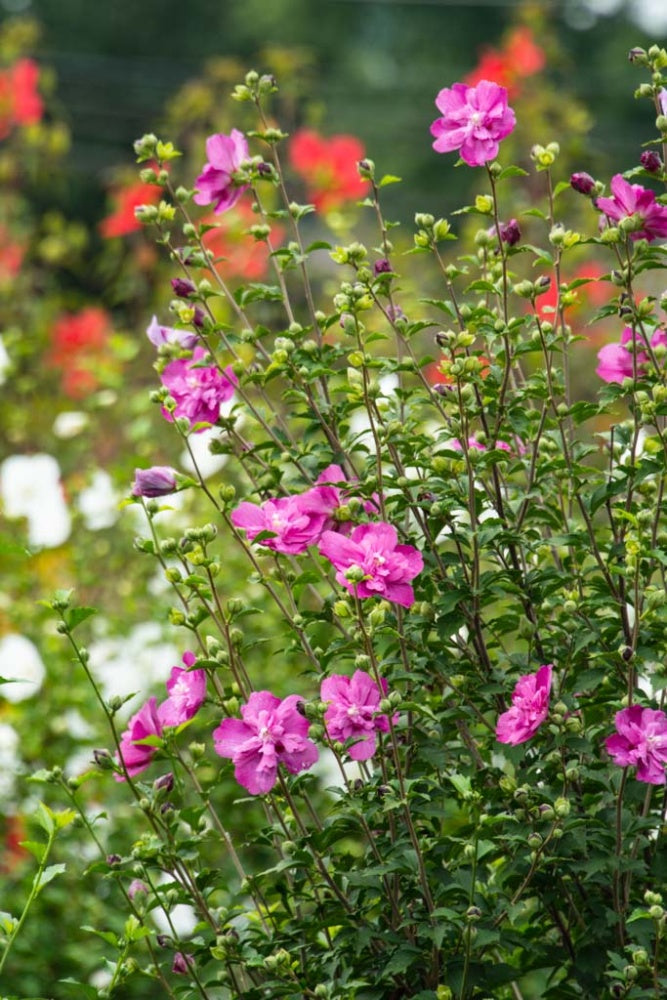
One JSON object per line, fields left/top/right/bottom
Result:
{"left": 160, "top": 346, "right": 238, "bottom": 429}
{"left": 231, "top": 464, "right": 372, "bottom": 550}
{"left": 194, "top": 129, "right": 249, "bottom": 214}
{"left": 115, "top": 652, "right": 206, "bottom": 780}
{"left": 232, "top": 465, "right": 422, "bottom": 608}
{"left": 321, "top": 670, "right": 396, "bottom": 761}
{"left": 596, "top": 174, "right": 667, "bottom": 242}
{"left": 605, "top": 705, "right": 667, "bottom": 784}
{"left": 596, "top": 326, "right": 667, "bottom": 383}
{"left": 431, "top": 80, "right": 516, "bottom": 168}
{"left": 213, "top": 691, "right": 318, "bottom": 794}
{"left": 496, "top": 664, "right": 552, "bottom": 746}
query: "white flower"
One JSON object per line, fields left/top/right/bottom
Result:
{"left": 0, "top": 633, "right": 47, "bottom": 702}
{"left": 76, "top": 469, "right": 118, "bottom": 531}
{"left": 0, "top": 453, "right": 71, "bottom": 547}
{"left": 53, "top": 411, "right": 89, "bottom": 439}
{"left": 179, "top": 425, "right": 229, "bottom": 479}
{"left": 0, "top": 333, "right": 10, "bottom": 385}
{"left": 0, "top": 721, "right": 20, "bottom": 798}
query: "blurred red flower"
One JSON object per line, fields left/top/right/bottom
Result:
{"left": 48, "top": 306, "right": 112, "bottom": 398}
{"left": 99, "top": 181, "right": 161, "bottom": 239}
{"left": 289, "top": 128, "right": 369, "bottom": 212}
{"left": 0, "top": 58, "right": 43, "bottom": 139}
{"left": 465, "top": 27, "right": 545, "bottom": 99}
{"left": 201, "top": 201, "right": 285, "bottom": 282}
{"left": 0, "top": 224, "right": 25, "bottom": 283}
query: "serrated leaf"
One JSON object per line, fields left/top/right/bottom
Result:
{"left": 81, "top": 925, "right": 120, "bottom": 947}
{"left": 34, "top": 863, "right": 66, "bottom": 895}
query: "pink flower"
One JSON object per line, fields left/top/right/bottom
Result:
{"left": 596, "top": 326, "right": 667, "bottom": 383}
{"left": 430, "top": 80, "right": 516, "bottom": 168}
{"left": 596, "top": 174, "right": 667, "bottom": 241}
{"left": 212, "top": 691, "right": 319, "bottom": 794}
{"left": 132, "top": 466, "right": 179, "bottom": 498}
{"left": 496, "top": 664, "right": 553, "bottom": 746}
{"left": 193, "top": 129, "right": 249, "bottom": 214}
{"left": 605, "top": 705, "right": 667, "bottom": 784}
{"left": 146, "top": 315, "right": 198, "bottom": 351}
{"left": 231, "top": 492, "right": 331, "bottom": 554}
{"left": 308, "top": 464, "right": 379, "bottom": 531}
{"left": 160, "top": 346, "right": 237, "bottom": 429}
{"left": 318, "top": 522, "right": 423, "bottom": 608}
{"left": 128, "top": 879, "right": 148, "bottom": 900}
{"left": 115, "top": 697, "right": 163, "bottom": 781}
{"left": 158, "top": 652, "right": 207, "bottom": 728}
{"left": 172, "top": 952, "right": 194, "bottom": 975}
{"left": 321, "top": 670, "right": 396, "bottom": 761}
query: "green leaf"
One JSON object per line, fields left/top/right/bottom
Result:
{"left": 497, "top": 165, "right": 529, "bottom": 181}
{"left": 378, "top": 174, "right": 402, "bottom": 187}
{"left": 64, "top": 606, "right": 97, "bottom": 632}
{"left": 35, "top": 802, "right": 55, "bottom": 836}
{"left": 33, "top": 863, "right": 66, "bottom": 895}
{"left": 19, "top": 840, "right": 46, "bottom": 863}
{"left": 81, "top": 925, "right": 120, "bottom": 947}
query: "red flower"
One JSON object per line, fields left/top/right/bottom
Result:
{"left": 0, "top": 224, "right": 25, "bottom": 283}
{"left": 48, "top": 307, "right": 112, "bottom": 399}
{"left": 0, "top": 58, "right": 43, "bottom": 139}
{"left": 201, "top": 201, "right": 284, "bottom": 282}
{"left": 465, "top": 26, "right": 545, "bottom": 99}
{"left": 289, "top": 129, "right": 369, "bottom": 212}
{"left": 99, "top": 181, "right": 161, "bottom": 239}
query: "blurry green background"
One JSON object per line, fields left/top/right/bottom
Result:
{"left": 11, "top": 0, "right": 667, "bottom": 223}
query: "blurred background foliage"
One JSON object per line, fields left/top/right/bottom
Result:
{"left": 0, "top": 0, "right": 666, "bottom": 995}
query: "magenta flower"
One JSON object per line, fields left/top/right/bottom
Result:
{"left": 115, "top": 697, "right": 163, "bottom": 781}
{"left": 596, "top": 326, "right": 667, "bottom": 383}
{"left": 212, "top": 691, "right": 319, "bottom": 794}
{"left": 160, "top": 346, "right": 237, "bottom": 429}
{"left": 606, "top": 705, "right": 667, "bottom": 784}
{"left": 596, "top": 174, "right": 667, "bottom": 241}
{"left": 430, "top": 80, "right": 516, "bottom": 168}
{"left": 146, "top": 315, "right": 198, "bottom": 350}
{"left": 159, "top": 651, "right": 207, "bottom": 728}
{"left": 321, "top": 670, "right": 396, "bottom": 761}
{"left": 132, "top": 465, "right": 179, "bottom": 498}
{"left": 496, "top": 664, "right": 553, "bottom": 746}
{"left": 308, "top": 464, "right": 380, "bottom": 529}
{"left": 193, "top": 129, "right": 249, "bottom": 213}
{"left": 231, "top": 492, "right": 331, "bottom": 554}
{"left": 318, "top": 521, "right": 423, "bottom": 607}
{"left": 172, "top": 952, "right": 194, "bottom": 975}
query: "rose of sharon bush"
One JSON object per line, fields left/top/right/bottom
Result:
{"left": 605, "top": 705, "right": 667, "bottom": 784}
{"left": 496, "top": 664, "right": 553, "bottom": 746}
{"left": 596, "top": 326, "right": 667, "bottom": 383}
{"left": 318, "top": 522, "right": 423, "bottom": 607}
{"left": 160, "top": 346, "right": 237, "bottom": 428}
{"left": 430, "top": 80, "right": 516, "bottom": 168}
{"left": 213, "top": 691, "right": 319, "bottom": 794}
{"left": 193, "top": 129, "right": 249, "bottom": 214}
{"left": 321, "top": 670, "right": 396, "bottom": 761}
{"left": 596, "top": 174, "right": 667, "bottom": 241}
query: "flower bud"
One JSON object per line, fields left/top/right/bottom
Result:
{"left": 570, "top": 172, "right": 596, "bottom": 195}
{"left": 499, "top": 218, "right": 521, "bottom": 246}
{"left": 640, "top": 149, "right": 662, "bottom": 173}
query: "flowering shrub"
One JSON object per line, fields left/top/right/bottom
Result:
{"left": 3, "top": 31, "right": 667, "bottom": 1000}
